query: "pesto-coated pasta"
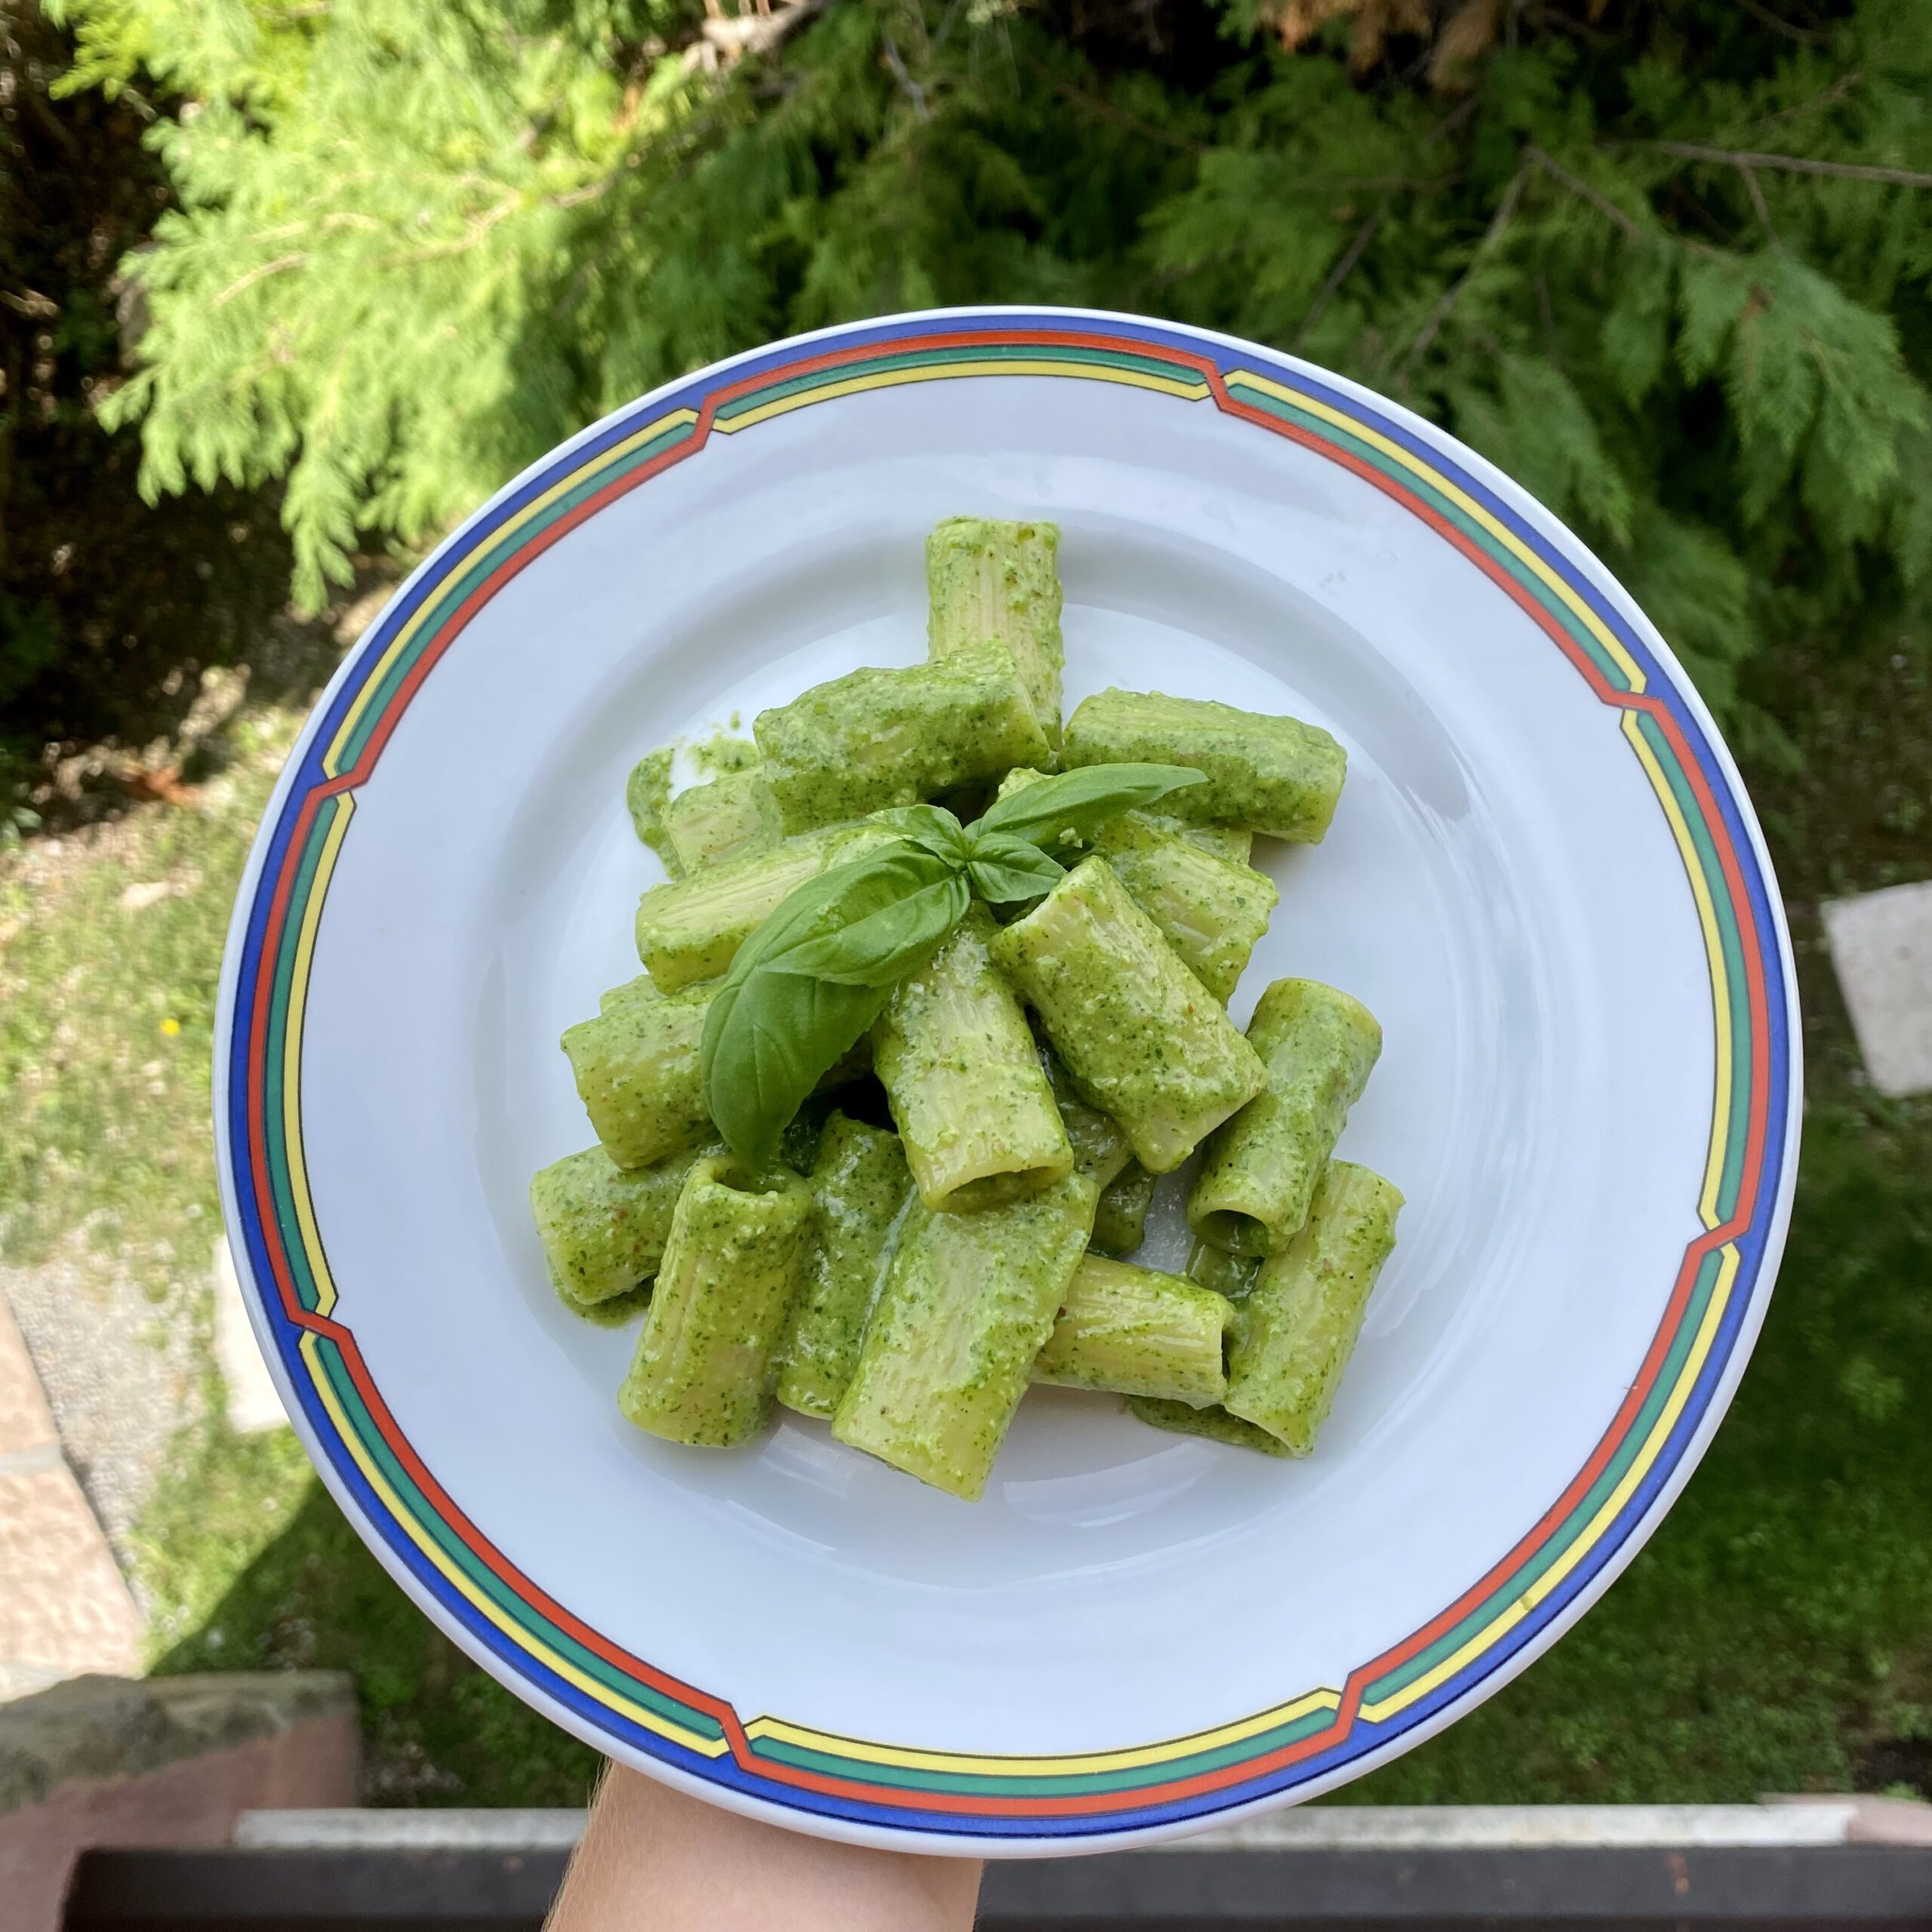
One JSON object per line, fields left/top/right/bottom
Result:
{"left": 833, "top": 1173, "right": 1097, "bottom": 1500}
{"left": 1188, "top": 978, "right": 1382, "bottom": 1257}
{"left": 561, "top": 985, "right": 713, "bottom": 1171}
{"left": 1090, "top": 1159, "right": 1155, "bottom": 1256}
{"left": 872, "top": 907, "right": 1072, "bottom": 1212}
{"left": 1033, "top": 1254, "right": 1232, "bottom": 1406}
{"left": 528, "top": 1142, "right": 713, "bottom": 1310}
{"left": 599, "top": 974, "right": 661, "bottom": 1015}
{"left": 634, "top": 823, "right": 891, "bottom": 992}
{"left": 925, "top": 517, "right": 1064, "bottom": 751}
{"left": 617, "top": 1155, "right": 814, "bottom": 1447}
{"left": 777, "top": 1114, "right": 914, "bottom": 1420}
{"left": 1187, "top": 1236, "right": 1260, "bottom": 1300}
{"left": 1064, "top": 688, "right": 1346, "bottom": 841}
{"left": 1142, "top": 812, "right": 1254, "bottom": 869}
{"left": 1091, "top": 812, "right": 1278, "bottom": 1003}
{"left": 1128, "top": 1395, "right": 1295, "bottom": 1457}
{"left": 625, "top": 746, "right": 678, "bottom": 872}
{"left": 989, "top": 857, "right": 1268, "bottom": 1173}
{"left": 1224, "top": 1159, "right": 1403, "bottom": 1455}
{"left": 663, "top": 768, "right": 783, "bottom": 873}
{"left": 1043, "top": 1054, "right": 1134, "bottom": 1191}
{"left": 754, "top": 656, "right": 1052, "bottom": 832}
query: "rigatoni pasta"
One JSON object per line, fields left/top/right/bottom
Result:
{"left": 1223, "top": 1160, "right": 1404, "bottom": 1455}
{"left": 777, "top": 1114, "right": 914, "bottom": 1420}
{"left": 832, "top": 1173, "right": 1097, "bottom": 1500}
{"left": 534, "top": 514, "right": 1401, "bottom": 1490}
{"left": 925, "top": 517, "right": 1064, "bottom": 752}
{"left": 634, "top": 823, "right": 891, "bottom": 992}
{"left": 618, "top": 1155, "right": 814, "bottom": 1447}
{"left": 989, "top": 856, "right": 1267, "bottom": 1173}
{"left": 872, "top": 906, "right": 1073, "bottom": 1212}
{"left": 1033, "top": 1256, "right": 1232, "bottom": 1407}
{"left": 561, "top": 986, "right": 713, "bottom": 1171}
{"left": 1189, "top": 978, "right": 1383, "bottom": 1257}
{"left": 528, "top": 1142, "right": 713, "bottom": 1310}
{"left": 754, "top": 655, "right": 1051, "bottom": 831}
{"left": 1064, "top": 688, "right": 1346, "bottom": 841}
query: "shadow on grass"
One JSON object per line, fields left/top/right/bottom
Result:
{"left": 144, "top": 1442, "right": 601, "bottom": 1807}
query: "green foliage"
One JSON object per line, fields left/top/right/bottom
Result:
{"left": 53, "top": 0, "right": 1932, "bottom": 706}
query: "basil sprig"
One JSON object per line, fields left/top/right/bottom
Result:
{"left": 700, "top": 762, "right": 1205, "bottom": 1168}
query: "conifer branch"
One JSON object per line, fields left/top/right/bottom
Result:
{"left": 211, "top": 252, "right": 309, "bottom": 309}
{"left": 1023, "top": 58, "right": 1196, "bottom": 152}
{"left": 1296, "top": 205, "right": 1383, "bottom": 349}
{"left": 1524, "top": 143, "right": 1644, "bottom": 238}
{"left": 1647, "top": 142, "right": 1932, "bottom": 191}
{"left": 1398, "top": 161, "right": 1527, "bottom": 376}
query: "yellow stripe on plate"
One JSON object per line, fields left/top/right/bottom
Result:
{"left": 743, "top": 1688, "right": 1340, "bottom": 1778}
{"left": 324, "top": 408, "right": 700, "bottom": 777}
{"left": 1226, "top": 371, "right": 1647, "bottom": 698}
{"left": 1621, "top": 711, "right": 1734, "bottom": 1231}
{"left": 300, "top": 1331, "right": 731, "bottom": 1758}
{"left": 714, "top": 360, "right": 1208, "bottom": 435}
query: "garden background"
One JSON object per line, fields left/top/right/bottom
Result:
{"left": 1, "top": 0, "right": 1927, "bottom": 1805}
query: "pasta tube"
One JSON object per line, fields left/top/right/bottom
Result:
{"left": 528, "top": 1143, "right": 713, "bottom": 1311}
{"left": 833, "top": 1173, "right": 1097, "bottom": 1500}
{"left": 872, "top": 908, "right": 1073, "bottom": 1212}
{"left": 1033, "top": 1255, "right": 1232, "bottom": 1406}
{"left": 754, "top": 656, "right": 1051, "bottom": 832}
{"left": 1224, "top": 1160, "right": 1403, "bottom": 1455}
{"left": 662, "top": 769, "right": 783, "bottom": 873}
{"left": 1063, "top": 689, "right": 1346, "bottom": 841}
{"left": 777, "top": 1115, "right": 914, "bottom": 1420}
{"left": 561, "top": 986, "right": 713, "bottom": 1171}
{"left": 618, "top": 1155, "right": 814, "bottom": 1447}
{"left": 1043, "top": 1057, "right": 1133, "bottom": 1192}
{"left": 1141, "top": 813, "right": 1254, "bottom": 869}
{"left": 1187, "top": 1237, "right": 1260, "bottom": 1300}
{"left": 1188, "top": 978, "right": 1382, "bottom": 1257}
{"left": 989, "top": 857, "right": 1267, "bottom": 1173}
{"left": 925, "top": 517, "right": 1064, "bottom": 751}
{"left": 1091, "top": 813, "right": 1278, "bottom": 1003}
{"left": 1090, "top": 1160, "right": 1155, "bottom": 1256}
{"left": 633, "top": 823, "right": 891, "bottom": 992}
{"left": 1128, "top": 1396, "right": 1294, "bottom": 1457}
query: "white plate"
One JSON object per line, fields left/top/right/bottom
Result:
{"left": 214, "top": 309, "right": 1800, "bottom": 1855}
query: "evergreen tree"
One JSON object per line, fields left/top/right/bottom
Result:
{"left": 52, "top": 0, "right": 1932, "bottom": 724}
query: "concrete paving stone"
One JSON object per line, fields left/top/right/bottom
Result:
{"left": 0, "top": 1300, "right": 58, "bottom": 1460}
{"left": 1822, "top": 878, "right": 1932, "bottom": 1098}
{"left": 1, "top": 1247, "right": 206, "bottom": 1595}
{"left": 0, "top": 1469, "right": 142, "bottom": 1688}
{"left": 211, "top": 1236, "right": 288, "bottom": 1436}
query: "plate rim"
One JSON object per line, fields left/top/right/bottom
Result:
{"left": 212, "top": 304, "right": 1802, "bottom": 1856}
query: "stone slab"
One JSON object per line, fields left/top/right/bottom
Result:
{"left": 0, "top": 1297, "right": 58, "bottom": 1460}
{"left": 1822, "top": 878, "right": 1932, "bottom": 1097}
{"left": 0, "top": 1469, "right": 142, "bottom": 1692}
{"left": 211, "top": 1235, "right": 288, "bottom": 1435}
{"left": 230, "top": 1795, "right": 1932, "bottom": 1854}
{"left": 0, "top": 1674, "right": 356, "bottom": 1932}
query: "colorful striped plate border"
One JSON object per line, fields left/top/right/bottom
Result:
{"left": 216, "top": 310, "right": 1798, "bottom": 1847}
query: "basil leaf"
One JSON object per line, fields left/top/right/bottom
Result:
{"left": 703, "top": 971, "right": 888, "bottom": 1172}
{"left": 700, "top": 842, "right": 966, "bottom": 1167}
{"left": 869, "top": 803, "right": 971, "bottom": 866}
{"left": 971, "top": 762, "right": 1207, "bottom": 851}
{"left": 774, "top": 872, "right": 971, "bottom": 986}
{"left": 964, "top": 832, "right": 1066, "bottom": 903}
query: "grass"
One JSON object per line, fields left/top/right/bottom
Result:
{"left": 2, "top": 641, "right": 1927, "bottom": 1809}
